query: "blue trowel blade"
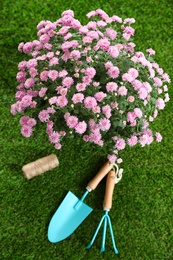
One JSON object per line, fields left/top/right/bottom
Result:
{"left": 48, "top": 191, "right": 93, "bottom": 243}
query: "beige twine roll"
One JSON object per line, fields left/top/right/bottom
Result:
{"left": 22, "top": 154, "right": 59, "bottom": 179}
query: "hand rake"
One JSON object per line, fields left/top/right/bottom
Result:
{"left": 86, "top": 168, "right": 122, "bottom": 254}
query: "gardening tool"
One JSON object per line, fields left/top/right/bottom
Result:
{"left": 86, "top": 167, "right": 122, "bottom": 254}
{"left": 48, "top": 161, "right": 114, "bottom": 243}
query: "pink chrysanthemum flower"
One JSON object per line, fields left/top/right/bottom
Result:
{"left": 75, "top": 121, "right": 87, "bottom": 134}
{"left": 115, "top": 138, "right": 126, "bottom": 150}
{"left": 76, "top": 82, "right": 86, "bottom": 92}
{"left": 86, "top": 10, "right": 97, "bottom": 18}
{"left": 154, "top": 77, "right": 163, "bottom": 87}
{"left": 56, "top": 96, "right": 68, "bottom": 107}
{"left": 82, "top": 76, "right": 92, "bottom": 85}
{"left": 94, "top": 91, "right": 107, "bottom": 102}
{"left": 38, "top": 110, "right": 50, "bottom": 122}
{"left": 124, "top": 18, "right": 136, "bottom": 24}
{"left": 62, "top": 76, "right": 74, "bottom": 88}
{"left": 104, "top": 61, "right": 113, "bottom": 69}
{"left": 156, "top": 98, "right": 165, "bottom": 110}
{"left": 54, "top": 143, "right": 62, "bottom": 150}
{"left": 122, "top": 73, "right": 134, "bottom": 82}
{"left": 139, "top": 134, "right": 150, "bottom": 147}
{"left": 48, "top": 70, "right": 59, "bottom": 81}
{"left": 107, "top": 66, "right": 120, "bottom": 78}
{"left": 19, "top": 116, "right": 30, "bottom": 125}
{"left": 106, "top": 82, "right": 118, "bottom": 92}
{"left": 39, "top": 87, "right": 47, "bottom": 97}
{"left": 128, "top": 68, "right": 138, "bottom": 79}
{"left": 111, "top": 15, "right": 122, "bottom": 23}
{"left": 97, "top": 37, "right": 110, "bottom": 51}
{"left": 24, "top": 78, "right": 35, "bottom": 88}
{"left": 49, "top": 96, "right": 58, "bottom": 105}
{"left": 92, "top": 106, "right": 101, "bottom": 114}
{"left": 127, "top": 112, "right": 136, "bottom": 123}
{"left": 40, "top": 70, "right": 49, "bottom": 81}
{"left": 106, "top": 28, "right": 117, "bottom": 40}
{"left": 84, "top": 96, "right": 97, "bottom": 109}
{"left": 89, "top": 132, "right": 102, "bottom": 144}
{"left": 99, "top": 118, "right": 111, "bottom": 131}
{"left": 49, "top": 57, "right": 59, "bottom": 66}
{"left": 70, "top": 50, "right": 81, "bottom": 60}
{"left": 21, "top": 95, "right": 32, "bottom": 107}
{"left": 118, "top": 86, "right": 128, "bottom": 96}
{"left": 85, "top": 67, "right": 96, "bottom": 78}
{"left": 21, "top": 125, "right": 33, "bottom": 138}
{"left": 107, "top": 154, "right": 117, "bottom": 163}
{"left": 49, "top": 131, "right": 60, "bottom": 144}
{"left": 102, "top": 105, "right": 112, "bottom": 118}
{"left": 66, "top": 115, "right": 78, "bottom": 128}
{"left": 127, "top": 135, "right": 138, "bottom": 146}
{"left": 59, "top": 70, "right": 68, "bottom": 78}
{"left": 22, "top": 42, "right": 34, "bottom": 53}
{"left": 155, "top": 132, "right": 162, "bottom": 142}
{"left": 138, "top": 87, "right": 148, "bottom": 100}
{"left": 127, "top": 96, "right": 135, "bottom": 102}
{"left": 134, "top": 108, "right": 142, "bottom": 118}
{"left": 146, "top": 48, "right": 155, "bottom": 55}
{"left": 40, "top": 34, "right": 50, "bottom": 44}
{"left": 108, "top": 46, "right": 119, "bottom": 58}
{"left": 72, "top": 93, "right": 84, "bottom": 104}
{"left": 87, "top": 30, "right": 99, "bottom": 39}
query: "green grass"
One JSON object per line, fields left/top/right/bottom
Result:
{"left": 0, "top": 0, "right": 173, "bottom": 259}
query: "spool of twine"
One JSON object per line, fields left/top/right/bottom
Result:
{"left": 22, "top": 154, "right": 59, "bottom": 179}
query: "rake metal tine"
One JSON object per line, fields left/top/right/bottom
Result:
{"left": 87, "top": 170, "right": 120, "bottom": 254}
{"left": 100, "top": 213, "right": 108, "bottom": 252}
{"left": 107, "top": 214, "right": 119, "bottom": 254}
{"left": 86, "top": 214, "right": 106, "bottom": 249}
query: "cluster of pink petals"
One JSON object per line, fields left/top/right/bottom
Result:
{"left": 64, "top": 113, "right": 87, "bottom": 135}
{"left": 19, "top": 116, "right": 37, "bottom": 137}
{"left": 11, "top": 9, "right": 171, "bottom": 164}
{"left": 84, "top": 96, "right": 97, "bottom": 109}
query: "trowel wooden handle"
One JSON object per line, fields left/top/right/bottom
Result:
{"left": 103, "top": 170, "right": 116, "bottom": 211}
{"left": 86, "top": 161, "right": 114, "bottom": 191}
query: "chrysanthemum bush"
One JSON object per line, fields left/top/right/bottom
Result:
{"left": 11, "top": 9, "right": 170, "bottom": 164}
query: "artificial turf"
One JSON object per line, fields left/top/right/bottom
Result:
{"left": 0, "top": 0, "right": 173, "bottom": 259}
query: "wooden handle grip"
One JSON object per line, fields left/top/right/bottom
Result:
{"left": 86, "top": 161, "right": 114, "bottom": 191}
{"left": 103, "top": 170, "right": 116, "bottom": 211}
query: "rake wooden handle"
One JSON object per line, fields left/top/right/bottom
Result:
{"left": 86, "top": 161, "right": 114, "bottom": 191}
{"left": 103, "top": 170, "right": 116, "bottom": 211}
